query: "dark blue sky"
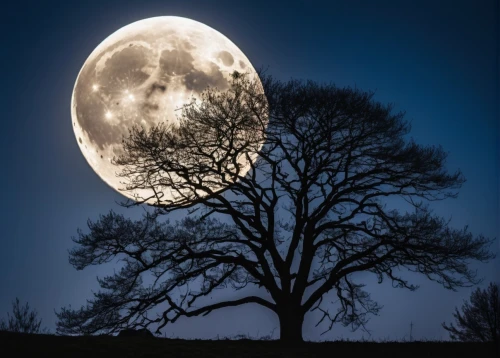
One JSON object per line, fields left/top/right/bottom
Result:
{"left": 1, "top": 0, "right": 498, "bottom": 341}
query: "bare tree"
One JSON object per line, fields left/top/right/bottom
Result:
{"left": 442, "top": 282, "right": 499, "bottom": 350}
{"left": 0, "top": 298, "right": 47, "bottom": 334}
{"left": 56, "top": 74, "right": 494, "bottom": 342}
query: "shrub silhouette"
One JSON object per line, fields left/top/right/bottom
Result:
{"left": 0, "top": 297, "right": 48, "bottom": 334}
{"left": 117, "top": 328, "right": 154, "bottom": 338}
{"left": 443, "top": 282, "right": 499, "bottom": 355}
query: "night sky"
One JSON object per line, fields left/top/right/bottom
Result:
{"left": 2, "top": 0, "right": 498, "bottom": 341}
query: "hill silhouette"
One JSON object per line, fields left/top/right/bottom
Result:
{"left": 0, "top": 331, "right": 496, "bottom": 357}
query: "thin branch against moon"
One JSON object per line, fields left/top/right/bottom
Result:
{"left": 71, "top": 16, "right": 264, "bottom": 203}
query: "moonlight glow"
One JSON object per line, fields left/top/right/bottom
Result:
{"left": 71, "top": 16, "right": 262, "bottom": 202}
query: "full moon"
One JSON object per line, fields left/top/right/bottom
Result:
{"left": 71, "top": 16, "right": 262, "bottom": 203}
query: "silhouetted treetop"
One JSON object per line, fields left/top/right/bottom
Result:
{"left": 443, "top": 282, "right": 499, "bottom": 344}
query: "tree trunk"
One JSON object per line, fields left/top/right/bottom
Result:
{"left": 278, "top": 306, "right": 304, "bottom": 342}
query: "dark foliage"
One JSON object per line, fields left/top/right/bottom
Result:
{"left": 0, "top": 298, "right": 48, "bottom": 334}
{"left": 56, "top": 74, "right": 495, "bottom": 341}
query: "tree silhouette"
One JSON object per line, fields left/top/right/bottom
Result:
{"left": 0, "top": 298, "right": 47, "bottom": 334}
{"left": 442, "top": 282, "right": 499, "bottom": 351}
{"left": 56, "top": 74, "right": 494, "bottom": 342}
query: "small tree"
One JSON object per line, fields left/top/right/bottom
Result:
{"left": 443, "top": 282, "right": 499, "bottom": 347}
{"left": 0, "top": 298, "right": 47, "bottom": 334}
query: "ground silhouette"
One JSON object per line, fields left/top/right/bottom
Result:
{"left": 0, "top": 331, "right": 497, "bottom": 357}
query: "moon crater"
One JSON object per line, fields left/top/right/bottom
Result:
{"left": 72, "top": 16, "right": 261, "bottom": 202}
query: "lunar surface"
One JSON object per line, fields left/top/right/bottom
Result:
{"left": 71, "top": 16, "right": 263, "bottom": 203}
